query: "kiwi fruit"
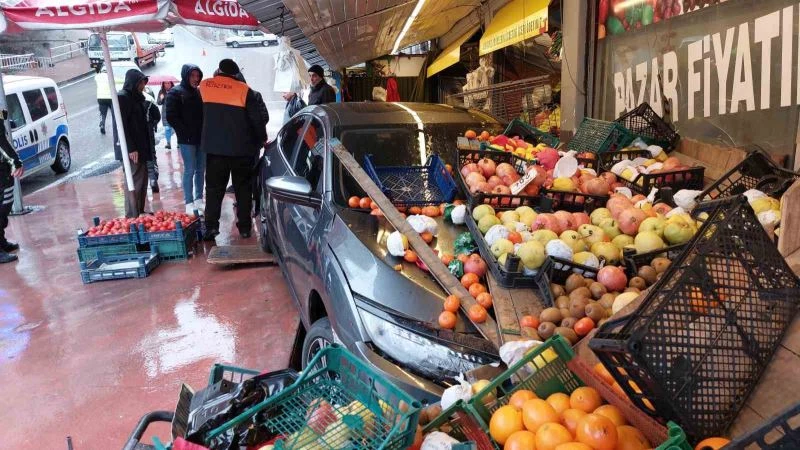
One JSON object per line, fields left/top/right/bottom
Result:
{"left": 584, "top": 278, "right": 594, "bottom": 288}
{"left": 585, "top": 303, "right": 606, "bottom": 322}
{"left": 628, "top": 277, "right": 647, "bottom": 290}
{"left": 561, "top": 317, "right": 578, "bottom": 329}
{"left": 569, "top": 297, "right": 590, "bottom": 319}
{"left": 555, "top": 326, "right": 579, "bottom": 345}
{"left": 638, "top": 265, "right": 658, "bottom": 285}
{"left": 599, "top": 293, "right": 616, "bottom": 309}
{"left": 540, "top": 307, "right": 562, "bottom": 323}
{"left": 565, "top": 273, "right": 585, "bottom": 293}
{"left": 589, "top": 282, "right": 607, "bottom": 299}
{"left": 652, "top": 257, "right": 671, "bottom": 273}
{"left": 551, "top": 284, "right": 566, "bottom": 298}
{"left": 538, "top": 322, "right": 557, "bottom": 339}
{"left": 560, "top": 308, "right": 573, "bottom": 319}
{"left": 569, "top": 287, "right": 591, "bottom": 303}
{"left": 556, "top": 295, "right": 571, "bottom": 309}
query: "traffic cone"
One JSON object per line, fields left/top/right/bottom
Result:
{"left": 202, "top": 48, "right": 206, "bottom": 56}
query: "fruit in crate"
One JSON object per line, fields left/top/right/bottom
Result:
{"left": 84, "top": 211, "right": 196, "bottom": 236}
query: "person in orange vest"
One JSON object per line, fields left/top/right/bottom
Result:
{"left": 198, "top": 59, "right": 267, "bottom": 241}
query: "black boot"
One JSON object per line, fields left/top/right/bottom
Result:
{"left": 202, "top": 229, "right": 220, "bottom": 241}
{"left": 150, "top": 182, "right": 160, "bottom": 194}
{"left": 100, "top": 126, "right": 106, "bottom": 135}
{"left": 1, "top": 241, "right": 19, "bottom": 252}
{"left": 0, "top": 251, "right": 17, "bottom": 263}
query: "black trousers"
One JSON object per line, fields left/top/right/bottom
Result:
{"left": 0, "top": 167, "right": 14, "bottom": 245}
{"left": 205, "top": 153, "right": 254, "bottom": 233}
{"left": 98, "top": 99, "right": 112, "bottom": 130}
{"left": 123, "top": 160, "right": 148, "bottom": 218}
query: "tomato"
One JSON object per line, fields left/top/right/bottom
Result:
{"left": 467, "top": 304, "right": 488, "bottom": 323}
{"left": 574, "top": 317, "right": 595, "bottom": 337}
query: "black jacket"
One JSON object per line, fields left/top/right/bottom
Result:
{"left": 145, "top": 95, "right": 161, "bottom": 153}
{"left": 198, "top": 74, "right": 267, "bottom": 158}
{"left": 0, "top": 120, "right": 21, "bottom": 173}
{"left": 115, "top": 69, "right": 153, "bottom": 162}
{"left": 165, "top": 64, "right": 204, "bottom": 145}
{"left": 308, "top": 80, "right": 336, "bottom": 105}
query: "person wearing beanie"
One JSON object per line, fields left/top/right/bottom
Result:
{"left": 198, "top": 59, "right": 268, "bottom": 242}
{"left": 307, "top": 64, "right": 336, "bottom": 105}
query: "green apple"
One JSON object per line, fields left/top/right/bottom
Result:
{"left": 491, "top": 238, "right": 515, "bottom": 258}
{"left": 478, "top": 215, "right": 501, "bottom": 234}
{"left": 663, "top": 221, "right": 695, "bottom": 245}
{"left": 559, "top": 231, "right": 587, "bottom": 253}
{"left": 639, "top": 216, "right": 666, "bottom": 238}
{"left": 590, "top": 208, "right": 613, "bottom": 226}
{"left": 634, "top": 231, "right": 666, "bottom": 253}
{"left": 598, "top": 218, "right": 622, "bottom": 239}
{"left": 472, "top": 204, "right": 495, "bottom": 222}
{"left": 612, "top": 234, "right": 634, "bottom": 249}
{"left": 516, "top": 241, "right": 546, "bottom": 270}
{"left": 531, "top": 229, "right": 558, "bottom": 246}
{"left": 591, "top": 241, "right": 621, "bottom": 265}
{"left": 577, "top": 224, "right": 606, "bottom": 246}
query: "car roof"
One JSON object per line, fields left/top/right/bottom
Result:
{"left": 314, "top": 102, "right": 502, "bottom": 129}
{"left": 2, "top": 75, "right": 57, "bottom": 89}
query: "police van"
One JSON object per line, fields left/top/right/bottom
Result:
{"left": 3, "top": 75, "right": 71, "bottom": 178}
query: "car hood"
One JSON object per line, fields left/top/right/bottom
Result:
{"left": 328, "top": 207, "right": 477, "bottom": 333}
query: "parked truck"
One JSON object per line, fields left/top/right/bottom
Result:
{"left": 87, "top": 32, "right": 164, "bottom": 70}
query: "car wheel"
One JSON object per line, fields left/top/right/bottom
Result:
{"left": 51, "top": 138, "right": 71, "bottom": 174}
{"left": 258, "top": 206, "right": 273, "bottom": 254}
{"left": 262, "top": 40, "right": 270, "bottom": 47}
{"left": 301, "top": 318, "right": 333, "bottom": 370}
{"left": 231, "top": 41, "right": 240, "bottom": 48}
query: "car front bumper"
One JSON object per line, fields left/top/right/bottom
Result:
{"left": 351, "top": 341, "right": 443, "bottom": 404}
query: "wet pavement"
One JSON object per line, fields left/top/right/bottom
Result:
{"left": 0, "top": 146, "right": 299, "bottom": 449}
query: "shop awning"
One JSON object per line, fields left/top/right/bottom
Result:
{"left": 479, "top": 0, "right": 548, "bottom": 55}
{"left": 426, "top": 26, "right": 478, "bottom": 78}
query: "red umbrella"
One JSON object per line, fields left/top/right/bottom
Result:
{"left": 147, "top": 74, "right": 179, "bottom": 86}
{"left": 170, "top": 0, "right": 259, "bottom": 29}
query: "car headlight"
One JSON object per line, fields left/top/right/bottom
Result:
{"left": 359, "top": 308, "right": 497, "bottom": 383}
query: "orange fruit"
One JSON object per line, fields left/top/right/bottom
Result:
{"left": 359, "top": 197, "right": 371, "bottom": 209}
{"left": 546, "top": 392, "right": 571, "bottom": 416}
{"left": 576, "top": 413, "right": 618, "bottom": 450}
{"left": 616, "top": 425, "right": 650, "bottom": 450}
{"left": 535, "top": 422, "right": 573, "bottom": 450}
{"left": 444, "top": 164, "right": 453, "bottom": 175}
{"left": 480, "top": 130, "right": 491, "bottom": 141}
{"left": 554, "top": 443, "right": 593, "bottom": 450}
{"left": 521, "top": 398, "right": 559, "bottom": 433}
{"left": 465, "top": 129, "right": 477, "bottom": 139}
{"left": 409, "top": 206, "right": 422, "bottom": 215}
{"left": 461, "top": 273, "right": 479, "bottom": 288}
{"left": 694, "top": 437, "right": 731, "bottom": 450}
{"left": 561, "top": 408, "right": 587, "bottom": 437}
{"left": 570, "top": 387, "right": 603, "bottom": 413}
{"left": 469, "top": 282, "right": 487, "bottom": 297}
{"left": 504, "top": 430, "right": 536, "bottom": 450}
{"left": 403, "top": 250, "right": 418, "bottom": 263}
{"left": 347, "top": 196, "right": 360, "bottom": 208}
{"left": 508, "top": 231, "right": 523, "bottom": 244}
{"left": 457, "top": 253, "right": 470, "bottom": 263}
{"left": 509, "top": 390, "right": 537, "bottom": 410}
{"left": 440, "top": 253, "right": 454, "bottom": 264}
{"left": 489, "top": 405, "right": 524, "bottom": 445}
{"left": 420, "top": 232, "right": 434, "bottom": 243}
{"left": 468, "top": 304, "right": 488, "bottom": 323}
{"left": 520, "top": 315, "right": 540, "bottom": 329}
{"left": 443, "top": 295, "right": 460, "bottom": 313}
{"left": 369, "top": 200, "right": 378, "bottom": 210}
{"left": 594, "top": 404, "right": 626, "bottom": 426}
{"left": 438, "top": 311, "right": 456, "bottom": 329}
{"left": 593, "top": 363, "right": 615, "bottom": 386}
{"left": 476, "top": 292, "right": 493, "bottom": 309}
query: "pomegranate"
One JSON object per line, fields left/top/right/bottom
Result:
{"left": 492, "top": 185, "right": 512, "bottom": 195}
{"left": 476, "top": 182, "right": 491, "bottom": 193}
{"left": 618, "top": 207, "right": 647, "bottom": 235}
{"left": 495, "top": 163, "right": 516, "bottom": 179}
{"left": 533, "top": 213, "right": 562, "bottom": 234}
{"left": 477, "top": 157, "right": 497, "bottom": 177}
{"left": 465, "top": 172, "right": 486, "bottom": 187}
{"left": 553, "top": 210, "right": 576, "bottom": 231}
{"left": 585, "top": 178, "right": 610, "bottom": 195}
{"left": 537, "top": 148, "right": 560, "bottom": 170}
{"left": 662, "top": 156, "right": 681, "bottom": 170}
{"left": 464, "top": 254, "right": 488, "bottom": 278}
{"left": 598, "top": 266, "right": 628, "bottom": 292}
{"left": 501, "top": 172, "right": 521, "bottom": 186}
{"left": 523, "top": 183, "right": 540, "bottom": 196}
{"left": 487, "top": 175, "right": 503, "bottom": 189}
{"left": 572, "top": 212, "right": 590, "bottom": 227}
{"left": 461, "top": 163, "right": 480, "bottom": 178}
{"left": 600, "top": 171, "right": 617, "bottom": 185}
{"left": 526, "top": 165, "right": 548, "bottom": 186}
{"left": 653, "top": 203, "right": 672, "bottom": 215}
{"left": 607, "top": 195, "right": 634, "bottom": 219}
{"left": 631, "top": 194, "right": 646, "bottom": 203}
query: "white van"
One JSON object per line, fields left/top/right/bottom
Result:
{"left": 3, "top": 75, "right": 71, "bottom": 178}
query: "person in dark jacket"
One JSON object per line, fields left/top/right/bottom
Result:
{"left": 0, "top": 117, "right": 23, "bottom": 263}
{"left": 115, "top": 69, "right": 152, "bottom": 218}
{"left": 307, "top": 65, "right": 336, "bottom": 105}
{"left": 156, "top": 81, "right": 174, "bottom": 149}
{"left": 165, "top": 64, "right": 205, "bottom": 214}
{"left": 144, "top": 91, "right": 161, "bottom": 194}
{"left": 198, "top": 59, "right": 267, "bottom": 241}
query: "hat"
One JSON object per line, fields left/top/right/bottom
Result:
{"left": 308, "top": 64, "right": 325, "bottom": 77}
{"left": 219, "top": 58, "right": 240, "bottom": 75}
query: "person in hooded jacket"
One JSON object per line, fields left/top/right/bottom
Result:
{"left": 143, "top": 90, "right": 161, "bottom": 194}
{"left": 165, "top": 64, "right": 205, "bottom": 214}
{"left": 115, "top": 69, "right": 153, "bottom": 218}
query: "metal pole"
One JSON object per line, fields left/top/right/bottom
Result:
{"left": 100, "top": 29, "right": 135, "bottom": 191}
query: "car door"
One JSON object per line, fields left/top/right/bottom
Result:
{"left": 42, "top": 86, "right": 64, "bottom": 161}
{"left": 5, "top": 93, "right": 33, "bottom": 175}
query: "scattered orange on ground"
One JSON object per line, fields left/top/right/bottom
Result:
{"left": 461, "top": 273, "right": 479, "bottom": 288}
{"left": 520, "top": 315, "right": 540, "bottom": 329}
{"left": 403, "top": 250, "right": 418, "bottom": 263}
{"left": 468, "top": 304, "right": 488, "bottom": 323}
{"left": 438, "top": 311, "right": 457, "bottom": 329}
{"left": 476, "top": 292, "right": 493, "bottom": 309}
{"left": 468, "top": 282, "right": 487, "bottom": 297}
{"left": 420, "top": 232, "right": 434, "bottom": 243}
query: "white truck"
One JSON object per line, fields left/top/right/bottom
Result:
{"left": 87, "top": 32, "right": 165, "bottom": 70}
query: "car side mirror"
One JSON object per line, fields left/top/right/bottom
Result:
{"left": 265, "top": 176, "right": 321, "bottom": 208}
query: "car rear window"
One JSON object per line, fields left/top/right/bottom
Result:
{"left": 44, "top": 87, "right": 58, "bottom": 112}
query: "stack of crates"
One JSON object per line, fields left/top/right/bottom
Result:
{"left": 76, "top": 217, "right": 160, "bottom": 284}
{"left": 137, "top": 218, "right": 201, "bottom": 262}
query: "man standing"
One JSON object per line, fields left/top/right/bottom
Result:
{"left": 307, "top": 65, "right": 336, "bottom": 105}
{"left": 165, "top": 64, "right": 205, "bottom": 214}
{"left": 0, "top": 115, "right": 23, "bottom": 263}
{"left": 199, "top": 59, "right": 267, "bottom": 241}
{"left": 117, "top": 69, "right": 153, "bottom": 218}
{"left": 95, "top": 65, "right": 112, "bottom": 134}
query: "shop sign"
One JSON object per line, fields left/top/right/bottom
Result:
{"left": 479, "top": 0, "right": 549, "bottom": 55}
{"left": 598, "top": 0, "right": 730, "bottom": 39}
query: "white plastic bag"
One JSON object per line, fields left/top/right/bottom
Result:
{"left": 673, "top": 190, "right": 702, "bottom": 211}
{"left": 553, "top": 150, "right": 579, "bottom": 178}
{"left": 421, "top": 431, "right": 460, "bottom": 450}
{"left": 499, "top": 340, "right": 543, "bottom": 367}
{"left": 440, "top": 375, "right": 472, "bottom": 410}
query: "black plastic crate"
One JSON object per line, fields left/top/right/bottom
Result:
{"left": 539, "top": 188, "right": 609, "bottom": 213}
{"left": 589, "top": 196, "right": 800, "bottom": 442}
{"left": 599, "top": 149, "right": 705, "bottom": 195}
{"left": 699, "top": 149, "right": 800, "bottom": 202}
{"left": 724, "top": 401, "right": 800, "bottom": 449}
{"left": 567, "top": 118, "right": 635, "bottom": 154}
{"left": 615, "top": 103, "right": 680, "bottom": 152}
{"left": 77, "top": 216, "right": 139, "bottom": 248}
{"left": 456, "top": 148, "right": 548, "bottom": 208}
{"left": 622, "top": 244, "right": 689, "bottom": 279}
{"left": 80, "top": 251, "right": 160, "bottom": 284}
{"left": 534, "top": 256, "right": 600, "bottom": 307}
{"left": 363, "top": 153, "right": 457, "bottom": 206}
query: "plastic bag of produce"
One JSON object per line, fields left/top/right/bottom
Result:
{"left": 448, "top": 260, "right": 464, "bottom": 278}
{"left": 454, "top": 232, "right": 477, "bottom": 255}
{"left": 673, "top": 189, "right": 702, "bottom": 211}
{"left": 440, "top": 375, "right": 472, "bottom": 410}
{"left": 450, "top": 204, "right": 467, "bottom": 225}
{"left": 499, "top": 340, "right": 543, "bottom": 367}
{"left": 421, "top": 431, "right": 460, "bottom": 450}
{"left": 408, "top": 215, "right": 438, "bottom": 235}
{"left": 387, "top": 231, "right": 409, "bottom": 257}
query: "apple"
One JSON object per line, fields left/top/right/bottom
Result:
{"left": 634, "top": 231, "right": 666, "bottom": 253}
{"left": 577, "top": 224, "right": 606, "bottom": 246}
{"left": 591, "top": 241, "right": 622, "bottom": 265}
{"left": 531, "top": 229, "right": 559, "bottom": 246}
{"left": 515, "top": 206, "right": 536, "bottom": 216}
{"left": 590, "top": 208, "right": 613, "bottom": 226}
{"left": 598, "top": 218, "right": 622, "bottom": 239}
{"left": 560, "top": 230, "right": 587, "bottom": 253}
{"left": 516, "top": 241, "right": 547, "bottom": 270}
{"left": 491, "top": 238, "right": 515, "bottom": 258}
{"left": 573, "top": 251, "right": 600, "bottom": 271}
{"left": 639, "top": 216, "right": 666, "bottom": 238}
{"left": 472, "top": 205, "right": 495, "bottom": 221}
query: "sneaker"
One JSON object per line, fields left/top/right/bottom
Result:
{"left": 202, "top": 229, "right": 220, "bottom": 241}
{"left": 150, "top": 182, "right": 160, "bottom": 194}
{"left": 240, "top": 229, "right": 252, "bottom": 239}
{"left": 100, "top": 127, "right": 105, "bottom": 135}
{"left": 194, "top": 198, "right": 205, "bottom": 211}
{"left": 1, "top": 241, "right": 19, "bottom": 252}
{"left": 185, "top": 203, "right": 196, "bottom": 215}
{"left": 165, "top": 143, "right": 171, "bottom": 150}
{"left": 0, "top": 251, "right": 17, "bottom": 263}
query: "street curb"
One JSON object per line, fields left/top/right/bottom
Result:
{"left": 57, "top": 71, "right": 95, "bottom": 87}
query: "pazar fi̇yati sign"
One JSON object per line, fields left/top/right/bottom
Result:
{"left": 595, "top": 0, "right": 800, "bottom": 157}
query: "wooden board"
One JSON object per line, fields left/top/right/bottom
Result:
{"left": 778, "top": 180, "right": 800, "bottom": 257}
{"left": 486, "top": 273, "right": 547, "bottom": 343}
{"left": 675, "top": 139, "right": 748, "bottom": 183}
{"left": 207, "top": 245, "right": 275, "bottom": 265}
{"left": 330, "top": 139, "right": 501, "bottom": 348}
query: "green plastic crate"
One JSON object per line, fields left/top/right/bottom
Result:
{"left": 205, "top": 344, "right": 421, "bottom": 449}
{"left": 658, "top": 422, "right": 693, "bottom": 450}
{"left": 150, "top": 238, "right": 193, "bottom": 261}
{"left": 423, "top": 401, "right": 498, "bottom": 450}
{"left": 504, "top": 118, "right": 561, "bottom": 148}
{"left": 76, "top": 242, "right": 138, "bottom": 263}
{"left": 567, "top": 118, "right": 635, "bottom": 154}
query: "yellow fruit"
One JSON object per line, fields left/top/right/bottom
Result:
{"left": 553, "top": 178, "right": 576, "bottom": 192}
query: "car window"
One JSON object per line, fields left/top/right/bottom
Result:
{"left": 293, "top": 119, "right": 325, "bottom": 192}
{"left": 254, "top": 31, "right": 263, "bottom": 37}
{"left": 6, "top": 94, "right": 26, "bottom": 129}
{"left": 277, "top": 116, "right": 306, "bottom": 166}
{"left": 22, "top": 89, "right": 48, "bottom": 122}
{"left": 44, "top": 87, "right": 58, "bottom": 112}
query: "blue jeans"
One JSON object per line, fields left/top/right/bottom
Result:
{"left": 179, "top": 144, "right": 205, "bottom": 204}
{"left": 164, "top": 125, "right": 174, "bottom": 146}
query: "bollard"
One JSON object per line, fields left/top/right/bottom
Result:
{"left": 9, "top": 177, "right": 32, "bottom": 216}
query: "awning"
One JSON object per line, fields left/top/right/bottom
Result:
{"left": 426, "top": 25, "right": 478, "bottom": 78}
{"left": 479, "top": 0, "right": 548, "bottom": 55}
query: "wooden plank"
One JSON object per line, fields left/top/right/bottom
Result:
{"left": 330, "top": 139, "right": 501, "bottom": 348}
{"left": 486, "top": 273, "right": 522, "bottom": 343}
{"left": 778, "top": 180, "right": 800, "bottom": 257}
{"left": 207, "top": 245, "right": 276, "bottom": 265}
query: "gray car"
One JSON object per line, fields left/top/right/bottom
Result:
{"left": 258, "top": 103, "right": 504, "bottom": 402}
